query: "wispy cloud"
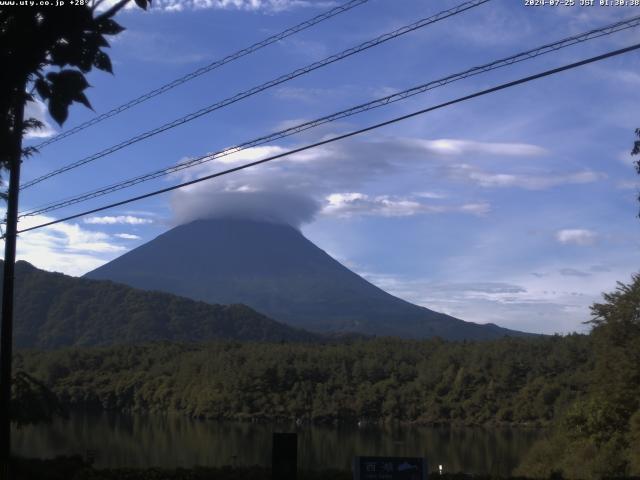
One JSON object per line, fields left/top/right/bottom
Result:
{"left": 552, "top": 4, "right": 639, "bottom": 30}
{"left": 559, "top": 268, "right": 591, "bottom": 278}
{"left": 415, "top": 191, "right": 448, "bottom": 200}
{"left": 104, "top": 0, "right": 337, "bottom": 12}
{"left": 84, "top": 215, "right": 153, "bottom": 225}
{"left": 358, "top": 267, "right": 625, "bottom": 334}
{"left": 170, "top": 135, "right": 529, "bottom": 227}
{"left": 322, "top": 192, "right": 490, "bottom": 218}
{"left": 420, "top": 139, "right": 547, "bottom": 157}
{"left": 112, "top": 30, "right": 210, "bottom": 65}
{"left": 447, "top": 5, "right": 535, "bottom": 48}
{"left": 453, "top": 164, "right": 605, "bottom": 190}
{"left": 556, "top": 229, "right": 597, "bottom": 246}
{"left": 114, "top": 233, "right": 142, "bottom": 240}
{"left": 274, "top": 86, "right": 351, "bottom": 103}
{"left": 617, "top": 180, "right": 640, "bottom": 190}
{"left": 182, "top": 0, "right": 335, "bottom": 11}
{"left": 274, "top": 85, "right": 410, "bottom": 105}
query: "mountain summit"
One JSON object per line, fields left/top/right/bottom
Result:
{"left": 85, "top": 218, "right": 526, "bottom": 340}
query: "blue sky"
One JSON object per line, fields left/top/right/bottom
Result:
{"left": 14, "top": 0, "right": 640, "bottom": 334}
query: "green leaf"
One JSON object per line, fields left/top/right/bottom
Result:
{"left": 48, "top": 100, "right": 68, "bottom": 125}
{"left": 97, "top": 18, "right": 125, "bottom": 35}
{"left": 94, "top": 33, "right": 110, "bottom": 48}
{"left": 53, "top": 70, "right": 89, "bottom": 94}
{"left": 77, "top": 53, "right": 92, "bottom": 73}
{"left": 34, "top": 78, "right": 51, "bottom": 100}
{"left": 74, "top": 92, "right": 93, "bottom": 110}
{"left": 46, "top": 70, "right": 92, "bottom": 124}
{"left": 93, "top": 51, "right": 113, "bottom": 74}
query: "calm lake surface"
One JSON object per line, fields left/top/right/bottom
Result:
{"left": 13, "top": 412, "right": 544, "bottom": 475}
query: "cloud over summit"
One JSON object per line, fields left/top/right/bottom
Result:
{"left": 169, "top": 135, "right": 586, "bottom": 228}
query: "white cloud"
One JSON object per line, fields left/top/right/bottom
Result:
{"left": 431, "top": 282, "right": 527, "bottom": 295}
{"left": 419, "top": 139, "right": 547, "bottom": 157}
{"left": 358, "top": 266, "right": 631, "bottom": 335}
{"left": 459, "top": 203, "right": 491, "bottom": 215}
{"left": 448, "top": 6, "right": 534, "bottom": 48}
{"left": 617, "top": 180, "right": 640, "bottom": 190}
{"left": 101, "top": 0, "right": 336, "bottom": 12}
{"left": 170, "top": 135, "right": 541, "bottom": 227}
{"left": 553, "top": 4, "right": 639, "bottom": 29}
{"left": 322, "top": 192, "right": 490, "bottom": 218}
{"left": 84, "top": 215, "right": 153, "bottom": 225}
{"left": 13, "top": 215, "right": 126, "bottom": 276}
{"left": 324, "top": 193, "right": 423, "bottom": 217}
{"left": 274, "top": 86, "right": 344, "bottom": 103}
{"left": 184, "top": 0, "right": 336, "bottom": 12}
{"left": 360, "top": 272, "right": 584, "bottom": 334}
{"left": 274, "top": 85, "right": 412, "bottom": 105}
{"left": 608, "top": 70, "right": 640, "bottom": 87}
{"left": 114, "top": 233, "right": 142, "bottom": 240}
{"left": 415, "top": 191, "right": 447, "bottom": 199}
{"left": 23, "top": 99, "right": 56, "bottom": 139}
{"left": 616, "top": 149, "right": 637, "bottom": 168}
{"left": 556, "top": 229, "right": 597, "bottom": 246}
{"left": 453, "top": 164, "right": 605, "bottom": 190}
{"left": 108, "top": 30, "right": 210, "bottom": 65}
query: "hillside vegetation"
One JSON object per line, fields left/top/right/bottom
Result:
{"left": 8, "top": 263, "right": 640, "bottom": 478}
{"left": 517, "top": 275, "right": 640, "bottom": 478}
{"left": 5, "top": 260, "right": 319, "bottom": 348}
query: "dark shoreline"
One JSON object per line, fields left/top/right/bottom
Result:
{"left": 11, "top": 456, "right": 640, "bottom": 480}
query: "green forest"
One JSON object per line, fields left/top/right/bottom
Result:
{"left": 5, "top": 260, "right": 319, "bottom": 348}
{"left": 14, "top": 335, "right": 591, "bottom": 426}
{"left": 11, "top": 275, "right": 640, "bottom": 478}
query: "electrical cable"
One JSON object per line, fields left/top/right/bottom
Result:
{"left": 13, "top": 42, "right": 640, "bottom": 237}
{"left": 18, "top": 14, "right": 640, "bottom": 218}
{"left": 20, "top": 0, "right": 491, "bottom": 190}
{"left": 31, "top": 0, "right": 371, "bottom": 150}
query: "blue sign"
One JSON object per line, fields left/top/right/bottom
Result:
{"left": 353, "top": 456, "right": 427, "bottom": 480}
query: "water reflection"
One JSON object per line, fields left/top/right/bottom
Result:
{"left": 12, "top": 412, "right": 543, "bottom": 475}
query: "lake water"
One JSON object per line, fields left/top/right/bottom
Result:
{"left": 12, "top": 412, "right": 544, "bottom": 475}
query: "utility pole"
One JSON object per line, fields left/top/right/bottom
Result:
{"left": 0, "top": 85, "right": 25, "bottom": 479}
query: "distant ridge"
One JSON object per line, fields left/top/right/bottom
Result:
{"left": 85, "top": 218, "right": 530, "bottom": 340}
{"left": 4, "top": 260, "right": 319, "bottom": 348}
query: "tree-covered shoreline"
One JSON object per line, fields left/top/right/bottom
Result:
{"left": 11, "top": 275, "right": 640, "bottom": 478}
{"left": 14, "top": 334, "right": 592, "bottom": 427}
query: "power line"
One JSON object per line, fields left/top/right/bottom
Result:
{"left": 31, "top": 0, "right": 370, "bottom": 150}
{"left": 20, "top": 0, "right": 491, "bottom": 190}
{"left": 14, "top": 42, "right": 640, "bottom": 237}
{"left": 18, "top": 14, "right": 640, "bottom": 218}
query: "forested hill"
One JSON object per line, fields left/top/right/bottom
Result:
{"left": 3, "top": 260, "right": 320, "bottom": 348}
